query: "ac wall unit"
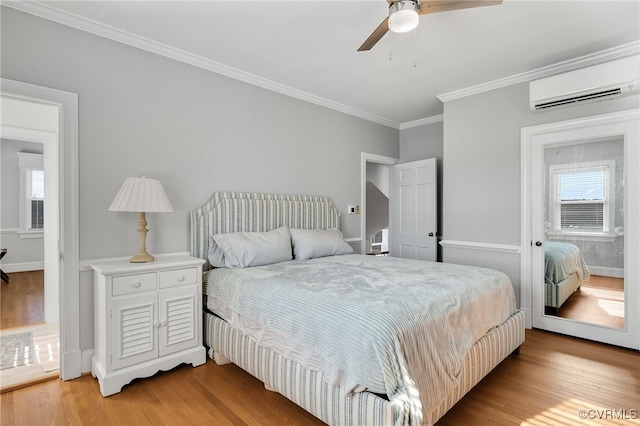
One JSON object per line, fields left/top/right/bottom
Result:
{"left": 529, "top": 55, "right": 640, "bottom": 111}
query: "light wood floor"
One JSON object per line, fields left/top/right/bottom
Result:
{"left": 0, "top": 271, "right": 60, "bottom": 391}
{"left": 0, "top": 323, "right": 60, "bottom": 393}
{"left": 1, "top": 271, "right": 45, "bottom": 329}
{"left": 553, "top": 275, "right": 625, "bottom": 329}
{"left": 1, "top": 329, "right": 638, "bottom": 425}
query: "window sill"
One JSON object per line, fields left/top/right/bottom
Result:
{"left": 18, "top": 230, "right": 44, "bottom": 239}
{"left": 546, "top": 232, "right": 618, "bottom": 243}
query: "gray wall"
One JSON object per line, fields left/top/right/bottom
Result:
{"left": 1, "top": 7, "right": 398, "bottom": 353}
{"left": 0, "top": 139, "right": 45, "bottom": 267}
{"left": 442, "top": 80, "right": 639, "bottom": 303}
{"left": 400, "top": 121, "right": 443, "bottom": 163}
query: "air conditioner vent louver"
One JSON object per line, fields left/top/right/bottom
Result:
{"left": 530, "top": 56, "right": 639, "bottom": 111}
{"left": 535, "top": 88, "right": 623, "bottom": 110}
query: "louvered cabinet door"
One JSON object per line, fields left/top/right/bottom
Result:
{"left": 159, "top": 286, "right": 198, "bottom": 356}
{"left": 111, "top": 293, "right": 158, "bottom": 370}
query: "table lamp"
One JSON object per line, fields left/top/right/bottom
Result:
{"left": 108, "top": 177, "right": 174, "bottom": 263}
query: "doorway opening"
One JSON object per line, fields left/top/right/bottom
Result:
{"left": 1, "top": 78, "right": 81, "bottom": 383}
{"left": 0, "top": 98, "right": 61, "bottom": 391}
{"left": 361, "top": 153, "right": 398, "bottom": 256}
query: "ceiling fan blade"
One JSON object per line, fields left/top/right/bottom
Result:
{"left": 418, "top": 0, "right": 502, "bottom": 15}
{"left": 358, "top": 17, "right": 389, "bottom": 52}
{"left": 357, "top": 0, "right": 502, "bottom": 51}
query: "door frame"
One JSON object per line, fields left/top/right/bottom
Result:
{"left": 360, "top": 153, "right": 399, "bottom": 255}
{"left": 1, "top": 78, "right": 81, "bottom": 379}
{"left": 520, "top": 109, "right": 639, "bottom": 349}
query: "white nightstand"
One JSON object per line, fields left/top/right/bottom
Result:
{"left": 90, "top": 255, "right": 206, "bottom": 396}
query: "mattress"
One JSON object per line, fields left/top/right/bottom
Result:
{"left": 204, "top": 253, "right": 517, "bottom": 421}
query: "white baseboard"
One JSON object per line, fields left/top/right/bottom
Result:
{"left": 1, "top": 261, "right": 44, "bottom": 273}
{"left": 588, "top": 266, "right": 624, "bottom": 278}
{"left": 82, "top": 349, "right": 95, "bottom": 374}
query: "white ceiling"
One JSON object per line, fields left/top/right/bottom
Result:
{"left": 8, "top": 1, "right": 640, "bottom": 128}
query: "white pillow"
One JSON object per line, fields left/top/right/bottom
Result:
{"left": 208, "top": 226, "right": 292, "bottom": 268}
{"left": 290, "top": 228, "right": 353, "bottom": 261}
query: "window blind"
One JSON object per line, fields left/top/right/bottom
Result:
{"left": 31, "top": 200, "right": 44, "bottom": 229}
{"left": 30, "top": 170, "right": 45, "bottom": 229}
{"left": 559, "top": 170, "right": 605, "bottom": 230}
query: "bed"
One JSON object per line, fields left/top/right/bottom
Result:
{"left": 190, "top": 191, "right": 525, "bottom": 426}
{"left": 544, "top": 242, "right": 591, "bottom": 311}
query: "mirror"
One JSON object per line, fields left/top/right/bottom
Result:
{"left": 543, "top": 137, "right": 624, "bottom": 329}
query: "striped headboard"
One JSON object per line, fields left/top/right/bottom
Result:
{"left": 190, "top": 192, "right": 341, "bottom": 269}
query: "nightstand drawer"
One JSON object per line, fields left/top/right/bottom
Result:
{"left": 159, "top": 267, "right": 198, "bottom": 288}
{"left": 112, "top": 272, "right": 157, "bottom": 296}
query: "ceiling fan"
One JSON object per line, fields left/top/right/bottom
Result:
{"left": 358, "top": 0, "right": 503, "bottom": 52}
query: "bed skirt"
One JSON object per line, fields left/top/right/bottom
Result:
{"left": 204, "top": 310, "right": 525, "bottom": 426}
{"left": 545, "top": 272, "right": 583, "bottom": 309}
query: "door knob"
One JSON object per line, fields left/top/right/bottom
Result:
{"left": 428, "top": 232, "right": 434, "bottom": 237}
{"left": 535, "top": 241, "right": 542, "bottom": 247}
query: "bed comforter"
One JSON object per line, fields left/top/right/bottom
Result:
{"left": 204, "top": 254, "right": 516, "bottom": 424}
{"left": 544, "top": 242, "right": 591, "bottom": 285}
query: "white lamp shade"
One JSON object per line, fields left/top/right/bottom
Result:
{"left": 108, "top": 177, "right": 174, "bottom": 213}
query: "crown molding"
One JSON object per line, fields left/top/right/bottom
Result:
{"left": 3, "top": 1, "right": 402, "bottom": 130}
{"left": 399, "top": 114, "right": 443, "bottom": 130}
{"left": 438, "top": 40, "right": 640, "bottom": 103}
{"left": 6, "top": 2, "right": 637, "bottom": 129}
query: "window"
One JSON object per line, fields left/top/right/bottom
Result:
{"left": 549, "top": 160, "right": 615, "bottom": 237}
{"left": 29, "top": 169, "right": 45, "bottom": 229}
{"left": 18, "top": 152, "right": 44, "bottom": 237}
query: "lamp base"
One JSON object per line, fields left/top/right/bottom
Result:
{"left": 129, "top": 212, "right": 155, "bottom": 263}
{"left": 129, "top": 252, "right": 155, "bottom": 263}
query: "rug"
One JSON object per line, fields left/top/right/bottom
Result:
{"left": 33, "top": 334, "right": 60, "bottom": 373}
{"left": 0, "top": 332, "right": 35, "bottom": 370}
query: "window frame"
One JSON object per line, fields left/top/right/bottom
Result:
{"left": 17, "top": 152, "right": 44, "bottom": 238}
{"left": 547, "top": 159, "right": 616, "bottom": 241}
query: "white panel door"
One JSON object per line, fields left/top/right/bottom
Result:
{"left": 392, "top": 158, "right": 437, "bottom": 261}
{"left": 523, "top": 110, "right": 639, "bottom": 349}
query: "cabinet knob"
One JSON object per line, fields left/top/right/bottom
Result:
{"left": 154, "top": 322, "right": 160, "bottom": 328}
{"left": 177, "top": 275, "right": 185, "bottom": 282}
{"left": 132, "top": 281, "right": 142, "bottom": 288}
{"left": 160, "top": 320, "right": 167, "bottom": 327}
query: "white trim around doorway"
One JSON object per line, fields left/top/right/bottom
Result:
{"left": 1, "top": 78, "right": 81, "bottom": 380}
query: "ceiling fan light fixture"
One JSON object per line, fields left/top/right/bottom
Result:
{"left": 388, "top": 1, "right": 419, "bottom": 33}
